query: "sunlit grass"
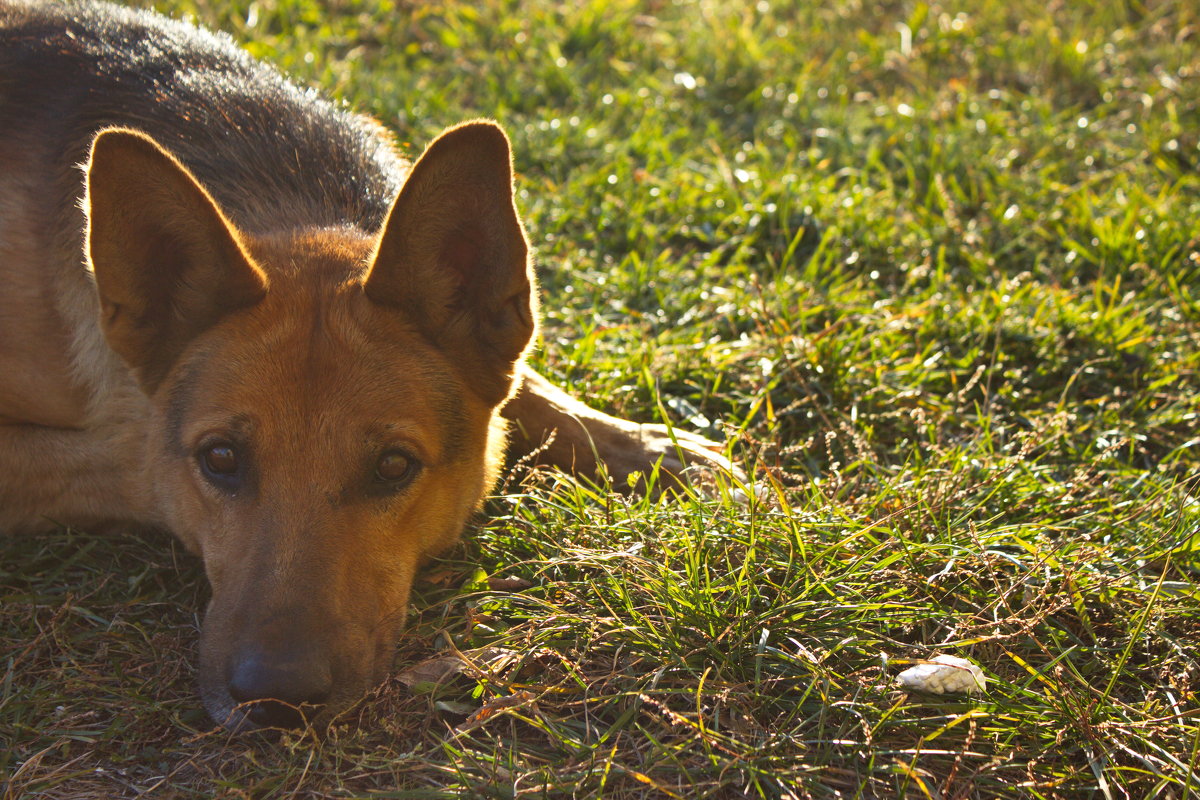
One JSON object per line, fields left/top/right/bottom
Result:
{"left": 3, "top": 0, "right": 1199, "bottom": 797}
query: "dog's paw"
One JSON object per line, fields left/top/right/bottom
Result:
{"left": 594, "top": 422, "right": 748, "bottom": 496}
{"left": 502, "top": 370, "right": 755, "bottom": 498}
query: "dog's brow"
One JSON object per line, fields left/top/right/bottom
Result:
{"left": 166, "top": 358, "right": 260, "bottom": 447}
{"left": 362, "top": 423, "right": 432, "bottom": 461}
{"left": 423, "top": 367, "right": 468, "bottom": 461}
{"left": 363, "top": 354, "right": 468, "bottom": 462}
{"left": 165, "top": 360, "right": 206, "bottom": 456}
{"left": 218, "top": 414, "right": 256, "bottom": 437}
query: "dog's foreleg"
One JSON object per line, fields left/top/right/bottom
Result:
{"left": 500, "top": 366, "right": 744, "bottom": 492}
{"left": 0, "top": 422, "right": 150, "bottom": 533}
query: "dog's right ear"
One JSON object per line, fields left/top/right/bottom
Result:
{"left": 363, "top": 121, "right": 537, "bottom": 405}
{"left": 85, "top": 128, "right": 268, "bottom": 392}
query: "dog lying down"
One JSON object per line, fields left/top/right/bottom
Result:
{"left": 0, "top": 1, "right": 745, "bottom": 730}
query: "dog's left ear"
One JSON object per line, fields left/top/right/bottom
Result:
{"left": 364, "top": 120, "right": 537, "bottom": 404}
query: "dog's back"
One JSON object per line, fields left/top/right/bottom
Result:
{"left": 0, "top": 0, "right": 401, "bottom": 236}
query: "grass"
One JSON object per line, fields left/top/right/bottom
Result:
{"left": 3, "top": 0, "right": 1200, "bottom": 796}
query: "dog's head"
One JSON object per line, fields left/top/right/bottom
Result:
{"left": 84, "top": 122, "right": 537, "bottom": 729}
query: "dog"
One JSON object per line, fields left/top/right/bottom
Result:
{"left": 0, "top": 0, "right": 740, "bottom": 730}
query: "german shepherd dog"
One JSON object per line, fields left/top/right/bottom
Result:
{"left": 0, "top": 1, "right": 739, "bottom": 730}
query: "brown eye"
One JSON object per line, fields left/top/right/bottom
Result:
{"left": 375, "top": 450, "right": 417, "bottom": 486}
{"left": 198, "top": 440, "right": 244, "bottom": 492}
{"left": 202, "top": 443, "right": 239, "bottom": 476}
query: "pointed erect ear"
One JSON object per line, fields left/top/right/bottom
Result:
{"left": 86, "top": 128, "right": 268, "bottom": 392}
{"left": 363, "top": 120, "right": 538, "bottom": 404}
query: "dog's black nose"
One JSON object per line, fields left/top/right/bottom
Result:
{"left": 227, "top": 648, "right": 331, "bottom": 729}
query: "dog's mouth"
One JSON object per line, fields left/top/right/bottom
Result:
{"left": 200, "top": 688, "right": 331, "bottom": 733}
{"left": 195, "top": 614, "right": 399, "bottom": 732}
{"left": 198, "top": 666, "right": 369, "bottom": 733}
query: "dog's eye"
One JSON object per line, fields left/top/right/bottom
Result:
{"left": 374, "top": 450, "right": 418, "bottom": 486}
{"left": 203, "top": 444, "right": 239, "bottom": 474}
{"left": 199, "top": 441, "right": 241, "bottom": 491}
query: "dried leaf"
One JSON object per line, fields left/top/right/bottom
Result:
{"left": 487, "top": 575, "right": 533, "bottom": 591}
{"left": 395, "top": 655, "right": 466, "bottom": 694}
{"left": 396, "top": 646, "right": 521, "bottom": 695}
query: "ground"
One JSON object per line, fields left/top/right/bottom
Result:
{"left": 2, "top": 0, "right": 1199, "bottom": 797}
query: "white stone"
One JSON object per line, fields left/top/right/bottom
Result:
{"left": 896, "top": 655, "right": 986, "bottom": 694}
